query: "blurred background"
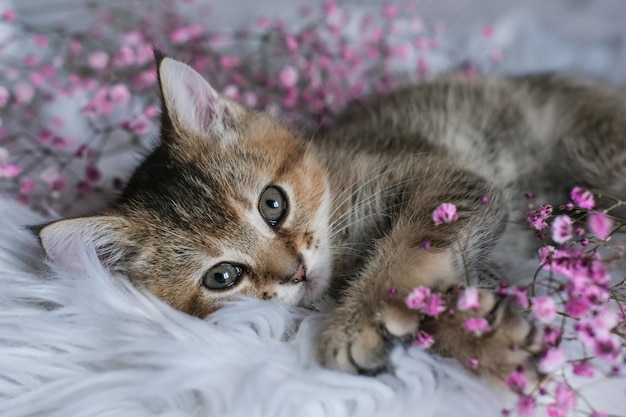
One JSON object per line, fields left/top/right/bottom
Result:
{"left": 1, "top": 0, "right": 625, "bottom": 215}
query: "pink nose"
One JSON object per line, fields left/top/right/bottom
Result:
{"left": 289, "top": 262, "right": 306, "bottom": 284}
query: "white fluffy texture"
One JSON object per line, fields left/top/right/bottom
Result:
{"left": 0, "top": 197, "right": 504, "bottom": 417}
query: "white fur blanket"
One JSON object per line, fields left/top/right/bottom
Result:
{"left": 2, "top": 1, "right": 626, "bottom": 416}
{"left": 1, "top": 199, "right": 625, "bottom": 417}
{"left": 0, "top": 197, "right": 504, "bottom": 417}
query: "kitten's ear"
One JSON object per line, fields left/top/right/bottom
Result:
{"left": 156, "top": 53, "right": 243, "bottom": 140}
{"left": 36, "top": 216, "right": 134, "bottom": 274}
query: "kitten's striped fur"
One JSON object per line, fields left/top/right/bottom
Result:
{"left": 38, "top": 53, "right": 626, "bottom": 383}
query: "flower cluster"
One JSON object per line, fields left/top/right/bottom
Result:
{"left": 0, "top": 0, "right": 505, "bottom": 215}
{"left": 409, "top": 189, "right": 625, "bottom": 417}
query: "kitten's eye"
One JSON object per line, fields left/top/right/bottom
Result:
{"left": 203, "top": 263, "right": 243, "bottom": 290}
{"left": 259, "top": 185, "right": 287, "bottom": 226}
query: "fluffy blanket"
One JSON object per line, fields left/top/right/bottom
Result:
{"left": 1, "top": 1, "right": 626, "bottom": 417}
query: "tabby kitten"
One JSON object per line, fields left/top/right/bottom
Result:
{"left": 37, "top": 52, "right": 626, "bottom": 383}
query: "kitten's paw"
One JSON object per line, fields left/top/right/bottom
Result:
{"left": 318, "top": 300, "right": 419, "bottom": 374}
{"left": 427, "top": 289, "right": 543, "bottom": 385}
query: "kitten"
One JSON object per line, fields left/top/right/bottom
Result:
{"left": 37, "top": 51, "right": 626, "bottom": 383}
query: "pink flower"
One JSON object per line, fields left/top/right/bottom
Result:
{"left": 219, "top": 56, "right": 241, "bottom": 69}
{"left": 467, "top": 358, "right": 479, "bottom": 369}
{"left": 413, "top": 330, "right": 434, "bottom": 349}
{"left": 481, "top": 25, "right": 495, "bottom": 38}
{"left": 505, "top": 370, "right": 528, "bottom": 392}
{"left": 1, "top": 9, "right": 18, "bottom": 21}
{"left": 422, "top": 293, "right": 446, "bottom": 317}
{"left": 0, "top": 164, "right": 21, "bottom": 178}
{"left": 85, "top": 165, "right": 101, "bottom": 183}
{"left": 531, "top": 295, "right": 557, "bottom": 324}
{"left": 527, "top": 206, "right": 552, "bottom": 231}
{"left": 405, "top": 286, "right": 431, "bottom": 310}
{"left": 570, "top": 186, "right": 595, "bottom": 209}
{"left": 463, "top": 317, "right": 489, "bottom": 336}
{"left": 432, "top": 203, "right": 458, "bottom": 225}
{"left": 109, "top": 84, "right": 131, "bottom": 104}
{"left": 508, "top": 286, "right": 529, "bottom": 309}
{"left": 588, "top": 212, "right": 612, "bottom": 241}
{"left": 13, "top": 83, "right": 34, "bottom": 105}
{"left": 516, "top": 395, "right": 536, "bottom": 417}
{"left": 538, "top": 347, "right": 566, "bottom": 373}
{"left": 88, "top": 51, "right": 109, "bottom": 70}
{"left": 547, "top": 383, "right": 576, "bottom": 417}
{"left": 551, "top": 215, "right": 573, "bottom": 244}
{"left": 20, "top": 179, "right": 37, "bottom": 194}
{"left": 279, "top": 66, "right": 299, "bottom": 88}
{"left": 571, "top": 361, "right": 594, "bottom": 378}
{"left": 457, "top": 287, "right": 480, "bottom": 311}
{"left": 382, "top": 4, "right": 398, "bottom": 19}
{"left": 565, "top": 297, "right": 591, "bottom": 318}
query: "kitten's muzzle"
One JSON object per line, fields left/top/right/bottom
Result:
{"left": 281, "top": 261, "right": 306, "bottom": 285}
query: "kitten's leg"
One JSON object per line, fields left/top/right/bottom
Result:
{"left": 318, "top": 169, "right": 542, "bottom": 381}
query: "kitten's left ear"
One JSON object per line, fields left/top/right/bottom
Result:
{"left": 156, "top": 52, "right": 244, "bottom": 140}
{"left": 35, "top": 216, "right": 134, "bottom": 275}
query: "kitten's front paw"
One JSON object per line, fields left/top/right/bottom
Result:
{"left": 426, "top": 289, "right": 544, "bottom": 385}
{"left": 318, "top": 300, "right": 419, "bottom": 374}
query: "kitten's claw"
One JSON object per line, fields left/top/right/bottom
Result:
{"left": 318, "top": 300, "right": 419, "bottom": 374}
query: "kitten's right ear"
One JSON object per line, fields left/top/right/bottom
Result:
{"left": 155, "top": 51, "right": 243, "bottom": 141}
{"left": 37, "top": 216, "right": 134, "bottom": 275}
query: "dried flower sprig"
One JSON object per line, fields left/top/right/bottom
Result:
{"left": 409, "top": 188, "right": 625, "bottom": 417}
{"left": 0, "top": 0, "right": 503, "bottom": 215}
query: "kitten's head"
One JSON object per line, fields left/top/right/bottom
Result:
{"left": 37, "top": 53, "right": 332, "bottom": 317}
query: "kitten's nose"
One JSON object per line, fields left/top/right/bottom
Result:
{"left": 283, "top": 261, "right": 306, "bottom": 284}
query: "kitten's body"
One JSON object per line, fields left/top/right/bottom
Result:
{"left": 38, "top": 55, "right": 626, "bottom": 383}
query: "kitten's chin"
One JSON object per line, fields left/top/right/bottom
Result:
{"left": 297, "top": 270, "right": 331, "bottom": 309}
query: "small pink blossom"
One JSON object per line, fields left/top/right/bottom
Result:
{"left": 84, "top": 165, "right": 101, "bottom": 183}
{"left": 457, "top": 287, "right": 480, "bottom": 311}
{"left": 13, "top": 83, "right": 34, "bottom": 105}
{"left": 516, "top": 395, "right": 536, "bottom": 417}
{"left": 467, "top": 358, "right": 479, "bottom": 369}
{"left": 432, "top": 203, "right": 458, "bottom": 225}
{"left": 413, "top": 330, "right": 434, "bottom": 349}
{"left": 109, "top": 84, "right": 131, "bottom": 104}
{"left": 405, "top": 286, "right": 431, "bottom": 310}
{"left": 570, "top": 186, "right": 595, "bottom": 209}
{"left": 571, "top": 361, "right": 594, "bottom": 378}
{"left": 219, "top": 55, "right": 241, "bottom": 69}
{"left": 547, "top": 383, "right": 576, "bottom": 417}
{"left": 20, "top": 179, "right": 37, "bottom": 194}
{"left": 88, "top": 51, "right": 109, "bottom": 70}
{"left": 565, "top": 297, "right": 591, "bottom": 318}
{"left": 279, "top": 66, "right": 299, "bottom": 88}
{"left": 588, "top": 212, "right": 612, "bottom": 241}
{"left": 531, "top": 295, "right": 557, "bottom": 324}
{"left": 421, "top": 293, "right": 446, "bottom": 317}
{"left": 543, "top": 326, "right": 562, "bottom": 345}
{"left": 538, "top": 347, "right": 566, "bottom": 373}
{"left": 508, "top": 286, "right": 529, "bottom": 309}
{"left": 0, "top": 164, "right": 22, "bottom": 178}
{"left": 505, "top": 370, "right": 528, "bottom": 392}
{"left": 481, "top": 25, "right": 495, "bottom": 38}
{"left": 1, "top": 9, "right": 18, "bottom": 21}
{"left": 551, "top": 215, "right": 573, "bottom": 244}
{"left": 463, "top": 317, "right": 489, "bottom": 336}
